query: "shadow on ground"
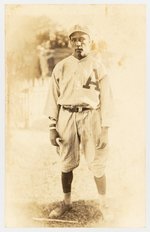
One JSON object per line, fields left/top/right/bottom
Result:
{"left": 12, "top": 200, "right": 105, "bottom": 227}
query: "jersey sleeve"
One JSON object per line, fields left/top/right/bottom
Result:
{"left": 43, "top": 65, "right": 60, "bottom": 126}
{"left": 99, "top": 68, "right": 113, "bottom": 127}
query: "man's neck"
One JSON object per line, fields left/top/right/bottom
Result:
{"left": 73, "top": 53, "right": 87, "bottom": 60}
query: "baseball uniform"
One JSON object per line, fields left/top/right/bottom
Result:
{"left": 44, "top": 52, "right": 113, "bottom": 177}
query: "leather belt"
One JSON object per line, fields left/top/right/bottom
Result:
{"left": 62, "top": 105, "right": 92, "bottom": 113}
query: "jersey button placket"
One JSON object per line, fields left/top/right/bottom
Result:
{"left": 74, "top": 67, "right": 80, "bottom": 104}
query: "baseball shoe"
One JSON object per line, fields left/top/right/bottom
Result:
{"left": 99, "top": 206, "right": 114, "bottom": 223}
{"left": 98, "top": 197, "right": 114, "bottom": 222}
{"left": 49, "top": 201, "right": 72, "bottom": 218}
{"left": 100, "top": 197, "right": 109, "bottom": 209}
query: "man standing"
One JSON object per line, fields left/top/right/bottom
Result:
{"left": 44, "top": 24, "right": 113, "bottom": 219}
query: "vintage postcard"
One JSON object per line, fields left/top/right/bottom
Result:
{"left": 3, "top": 3, "right": 147, "bottom": 230}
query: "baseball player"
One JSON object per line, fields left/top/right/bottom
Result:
{"left": 44, "top": 24, "right": 113, "bottom": 219}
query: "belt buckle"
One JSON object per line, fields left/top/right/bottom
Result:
{"left": 69, "top": 105, "right": 74, "bottom": 112}
{"left": 78, "top": 106, "right": 83, "bottom": 113}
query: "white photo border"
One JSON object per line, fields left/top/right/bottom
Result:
{"left": 0, "top": 1, "right": 149, "bottom": 232}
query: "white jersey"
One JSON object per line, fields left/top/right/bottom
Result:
{"left": 44, "top": 53, "right": 113, "bottom": 127}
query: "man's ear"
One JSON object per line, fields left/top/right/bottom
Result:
{"left": 91, "top": 40, "right": 96, "bottom": 50}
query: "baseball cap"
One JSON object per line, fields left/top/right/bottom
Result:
{"left": 68, "top": 24, "right": 91, "bottom": 38}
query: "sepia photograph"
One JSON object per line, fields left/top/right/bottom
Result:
{"left": 4, "top": 3, "right": 146, "bottom": 228}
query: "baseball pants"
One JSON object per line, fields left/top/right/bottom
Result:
{"left": 56, "top": 106, "right": 108, "bottom": 177}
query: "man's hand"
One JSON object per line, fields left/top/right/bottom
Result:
{"left": 96, "top": 127, "right": 109, "bottom": 149}
{"left": 50, "top": 129, "right": 62, "bottom": 146}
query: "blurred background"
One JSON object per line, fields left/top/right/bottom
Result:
{"left": 5, "top": 4, "right": 146, "bottom": 228}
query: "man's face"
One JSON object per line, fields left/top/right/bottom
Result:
{"left": 70, "top": 31, "right": 91, "bottom": 59}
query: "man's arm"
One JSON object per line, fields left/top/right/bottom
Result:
{"left": 44, "top": 67, "right": 61, "bottom": 146}
{"left": 98, "top": 75, "right": 113, "bottom": 149}
{"left": 44, "top": 68, "right": 60, "bottom": 120}
{"left": 100, "top": 75, "right": 113, "bottom": 128}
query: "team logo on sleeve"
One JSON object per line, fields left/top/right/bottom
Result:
{"left": 83, "top": 69, "right": 100, "bottom": 91}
